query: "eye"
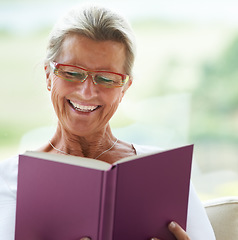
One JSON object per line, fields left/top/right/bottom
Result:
{"left": 63, "top": 71, "right": 85, "bottom": 80}
{"left": 96, "top": 76, "right": 114, "bottom": 84}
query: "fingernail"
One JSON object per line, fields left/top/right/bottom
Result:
{"left": 169, "top": 221, "right": 176, "bottom": 228}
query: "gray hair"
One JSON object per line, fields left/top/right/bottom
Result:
{"left": 45, "top": 5, "right": 136, "bottom": 75}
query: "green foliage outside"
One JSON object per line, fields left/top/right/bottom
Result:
{"left": 192, "top": 35, "right": 238, "bottom": 143}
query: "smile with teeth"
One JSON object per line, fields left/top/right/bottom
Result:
{"left": 69, "top": 100, "right": 100, "bottom": 112}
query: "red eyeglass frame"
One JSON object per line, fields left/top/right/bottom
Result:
{"left": 50, "top": 61, "right": 130, "bottom": 87}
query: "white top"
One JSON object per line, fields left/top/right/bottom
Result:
{"left": 0, "top": 144, "right": 216, "bottom": 240}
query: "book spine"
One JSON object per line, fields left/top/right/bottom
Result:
{"left": 98, "top": 166, "right": 118, "bottom": 240}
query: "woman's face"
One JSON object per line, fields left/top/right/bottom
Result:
{"left": 46, "top": 34, "right": 131, "bottom": 137}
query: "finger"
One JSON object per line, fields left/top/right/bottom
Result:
{"left": 80, "top": 237, "right": 91, "bottom": 240}
{"left": 150, "top": 238, "right": 160, "bottom": 240}
{"left": 168, "top": 221, "right": 190, "bottom": 240}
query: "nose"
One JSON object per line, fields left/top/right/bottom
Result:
{"left": 75, "top": 74, "right": 98, "bottom": 99}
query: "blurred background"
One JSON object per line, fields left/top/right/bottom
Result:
{"left": 1, "top": 0, "right": 238, "bottom": 201}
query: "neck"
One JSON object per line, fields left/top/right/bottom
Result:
{"left": 48, "top": 123, "right": 117, "bottom": 159}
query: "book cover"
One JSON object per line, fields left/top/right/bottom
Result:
{"left": 15, "top": 145, "right": 193, "bottom": 240}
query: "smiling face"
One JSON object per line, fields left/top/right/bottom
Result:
{"left": 46, "top": 34, "right": 132, "bottom": 138}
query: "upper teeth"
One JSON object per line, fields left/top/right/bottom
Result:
{"left": 70, "top": 100, "right": 98, "bottom": 112}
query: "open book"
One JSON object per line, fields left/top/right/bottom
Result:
{"left": 15, "top": 145, "right": 193, "bottom": 240}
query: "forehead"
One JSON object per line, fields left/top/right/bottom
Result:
{"left": 57, "top": 34, "right": 126, "bottom": 72}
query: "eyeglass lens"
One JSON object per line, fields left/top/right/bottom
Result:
{"left": 56, "top": 65, "right": 123, "bottom": 87}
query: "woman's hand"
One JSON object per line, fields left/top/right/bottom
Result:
{"left": 151, "top": 221, "right": 190, "bottom": 240}
{"left": 79, "top": 222, "right": 190, "bottom": 240}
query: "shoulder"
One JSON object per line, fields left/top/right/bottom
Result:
{"left": 187, "top": 183, "right": 216, "bottom": 239}
{"left": 132, "top": 143, "right": 163, "bottom": 155}
{"left": 0, "top": 155, "right": 18, "bottom": 196}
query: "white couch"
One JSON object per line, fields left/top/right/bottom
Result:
{"left": 204, "top": 197, "right": 238, "bottom": 240}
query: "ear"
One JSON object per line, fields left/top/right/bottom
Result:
{"left": 45, "top": 64, "right": 51, "bottom": 91}
{"left": 119, "top": 77, "right": 133, "bottom": 102}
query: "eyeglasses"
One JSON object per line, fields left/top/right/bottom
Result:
{"left": 50, "top": 62, "right": 130, "bottom": 88}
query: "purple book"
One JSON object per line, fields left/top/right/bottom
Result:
{"left": 15, "top": 145, "right": 193, "bottom": 240}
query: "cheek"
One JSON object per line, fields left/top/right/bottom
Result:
{"left": 51, "top": 75, "right": 72, "bottom": 100}
{"left": 51, "top": 86, "right": 63, "bottom": 120}
{"left": 50, "top": 76, "right": 68, "bottom": 119}
{"left": 103, "top": 89, "right": 123, "bottom": 115}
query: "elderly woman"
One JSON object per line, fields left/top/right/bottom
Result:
{"left": 0, "top": 5, "right": 215, "bottom": 240}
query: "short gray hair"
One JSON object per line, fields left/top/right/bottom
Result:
{"left": 45, "top": 5, "right": 136, "bottom": 75}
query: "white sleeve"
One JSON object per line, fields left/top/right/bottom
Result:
{"left": 187, "top": 183, "right": 216, "bottom": 240}
{"left": 0, "top": 157, "right": 18, "bottom": 240}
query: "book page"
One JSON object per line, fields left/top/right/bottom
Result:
{"left": 23, "top": 151, "right": 111, "bottom": 171}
